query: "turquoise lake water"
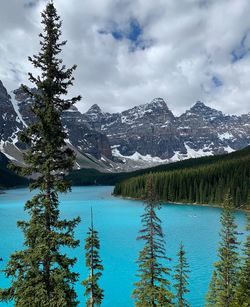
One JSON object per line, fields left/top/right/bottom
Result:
{"left": 0, "top": 186, "right": 247, "bottom": 306}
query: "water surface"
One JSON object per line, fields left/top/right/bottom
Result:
{"left": 0, "top": 186, "right": 247, "bottom": 306}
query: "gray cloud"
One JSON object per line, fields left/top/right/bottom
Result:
{"left": 0, "top": 0, "right": 250, "bottom": 115}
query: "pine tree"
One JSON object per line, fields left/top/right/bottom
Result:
{"left": 205, "top": 193, "right": 239, "bottom": 307}
{"left": 82, "top": 208, "right": 104, "bottom": 307}
{"left": 174, "top": 242, "right": 190, "bottom": 307}
{"left": 132, "top": 176, "right": 173, "bottom": 307}
{"left": 0, "top": 2, "right": 81, "bottom": 306}
{"left": 206, "top": 271, "right": 219, "bottom": 306}
{"left": 233, "top": 209, "right": 250, "bottom": 306}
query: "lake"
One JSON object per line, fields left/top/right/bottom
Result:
{"left": 0, "top": 186, "right": 247, "bottom": 306}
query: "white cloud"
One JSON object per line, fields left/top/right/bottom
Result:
{"left": 0, "top": 0, "right": 250, "bottom": 115}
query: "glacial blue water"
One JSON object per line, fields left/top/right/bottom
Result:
{"left": 0, "top": 186, "right": 247, "bottom": 306}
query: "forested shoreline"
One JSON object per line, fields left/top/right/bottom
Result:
{"left": 114, "top": 148, "right": 250, "bottom": 209}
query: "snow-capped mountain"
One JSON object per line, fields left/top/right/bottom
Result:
{"left": 84, "top": 98, "right": 250, "bottom": 164}
{"left": 0, "top": 80, "right": 249, "bottom": 171}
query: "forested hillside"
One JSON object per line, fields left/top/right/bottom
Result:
{"left": 1, "top": 146, "right": 250, "bottom": 195}
{"left": 0, "top": 153, "right": 28, "bottom": 188}
{"left": 114, "top": 146, "right": 250, "bottom": 208}
{"left": 68, "top": 146, "right": 249, "bottom": 185}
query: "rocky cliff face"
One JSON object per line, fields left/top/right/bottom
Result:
{"left": 61, "top": 105, "right": 112, "bottom": 159}
{"left": 0, "top": 81, "right": 24, "bottom": 147}
{"left": 0, "top": 79, "right": 249, "bottom": 171}
{"left": 5, "top": 85, "right": 112, "bottom": 161}
{"left": 84, "top": 99, "right": 250, "bottom": 162}
{"left": 86, "top": 98, "right": 183, "bottom": 159}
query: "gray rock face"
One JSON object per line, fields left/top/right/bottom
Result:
{"left": 0, "top": 79, "right": 249, "bottom": 170}
{"left": 84, "top": 99, "right": 250, "bottom": 160}
{"left": 85, "top": 98, "right": 184, "bottom": 158}
{"left": 0, "top": 81, "right": 24, "bottom": 147}
{"left": 177, "top": 101, "right": 250, "bottom": 155}
{"left": 1, "top": 82, "right": 112, "bottom": 160}
{"left": 61, "top": 106, "right": 112, "bottom": 159}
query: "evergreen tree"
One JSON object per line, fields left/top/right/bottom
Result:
{"left": 205, "top": 193, "right": 239, "bottom": 307}
{"left": 206, "top": 271, "right": 219, "bottom": 307}
{"left": 0, "top": 2, "right": 81, "bottom": 306}
{"left": 233, "top": 209, "right": 250, "bottom": 306}
{"left": 132, "top": 176, "right": 173, "bottom": 306}
{"left": 82, "top": 208, "right": 104, "bottom": 307}
{"left": 174, "top": 242, "right": 190, "bottom": 307}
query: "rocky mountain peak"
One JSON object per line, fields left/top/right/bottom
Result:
{"left": 148, "top": 97, "right": 168, "bottom": 109}
{"left": 85, "top": 104, "right": 108, "bottom": 125}
{"left": 186, "top": 101, "right": 223, "bottom": 119}
{"left": 86, "top": 104, "right": 103, "bottom": 114}
{"left": 123, "top": 97, "right": 173, "bottom": 120}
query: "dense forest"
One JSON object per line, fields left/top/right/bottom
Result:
{"left": 114, "top": 146, "right": 250, "bottom": 208}
{"left": 0, "top": 152, "right": 28, "bottom": 188}
{"left": 1, "top": 146, "right": 250, "bottom": 194}
{"left": 67, "top": 145, "right": 250, "bottom": 185}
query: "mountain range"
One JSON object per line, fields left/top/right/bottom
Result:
{"left": 0, "top": 80, "right": 249, "bottom": 172}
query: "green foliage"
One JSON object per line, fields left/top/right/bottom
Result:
{"left": 0, "top": 2, "right": 81, "bottom": 306}
{"left": 206, "top": 271, "right": 220, "bottom": 306}
{"left": 206, "top": 194, "right": 239, "bottom": 307}
{"left": 233, "top": 208, "right": 250, "bottom": 306}
{"left": 132, "top": 176, "right": 174, "bottom": 306}
{"left": 82, "top": 209, "right": 104, "bottom": 307}
{"left": 174, "top": 243, "right": 190, "bottom": 307}
{"left": 114, "top": 148, "right": 250, "bottom": 208}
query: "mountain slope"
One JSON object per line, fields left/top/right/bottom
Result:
{"left": 68, "top": 146, "right": 250, "bottom": 186}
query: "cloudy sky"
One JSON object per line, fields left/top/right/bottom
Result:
{"left": 0, "top": 0, "right": 250, "bottom": 115}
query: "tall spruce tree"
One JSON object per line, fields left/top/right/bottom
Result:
{"left": 205, "top": 193, "right": 239, "bottom": 307}
{"left": 132, "top": 176, "right": 173, "bottom": 307}
{"left": 174, "top": 242, "right": 190, "bottom": 307}
{"left": 82, "top": 208, "right": 104, "bottom": 307}
{"left": 0, "top": 2, "right": 81, "bottom": 306}
{"left": 206, "top": 271, "right": 220, "bottom": 306}
{"left": 233, "top": 209, "right": 250, "bottom": 306}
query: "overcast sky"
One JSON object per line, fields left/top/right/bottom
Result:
{"left": 0, "top": 0, "right": 250, "bottom": 115}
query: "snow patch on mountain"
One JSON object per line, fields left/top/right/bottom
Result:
{"left": 112, "top": 148, "right": 169, "bottom": 163}
{"left": 9, "top": 91, "right": 27, "bottom": 127}
{"left": 184, "top": 144, "right": 214, "bottom": 158}
{"left": 223, "top": 145, "right": 235, "bottom": 153}
{"left": 218, "top": 132, "right": 234, "bottom": 140}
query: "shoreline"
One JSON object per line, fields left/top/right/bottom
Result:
{"left": 114, "top": 194, "right": 249, "bottom": 213}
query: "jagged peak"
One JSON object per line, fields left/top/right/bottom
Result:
{"left": 187, "top": 101, "right": 224, "bottom": 117}
{"left": 86, "top": 104, "right": 102, "bottom": 114}
{"left": 127, "top": 98, "right": 169, "bottom": 113}
{"left": 191, "top": 101, "right": 208, "bottom": 110}
{"left": 147, "top": 97, "right": 168, "bottom": 108}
